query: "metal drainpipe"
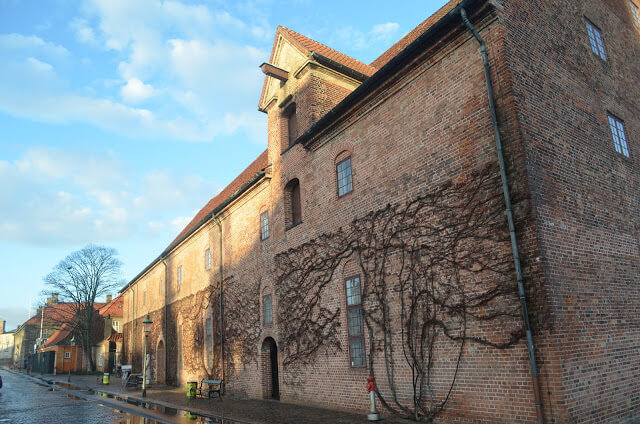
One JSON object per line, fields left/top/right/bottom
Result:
{"left": 460, "top": 8, "right": 544, "bottom": 424}
{"left": 162, "top": 258, "right": 168, "bottom": 383}
{"left": 213, "top": 214, "right": 225, "bottom": 388}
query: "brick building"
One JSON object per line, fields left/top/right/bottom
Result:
{"left": 121, "top": 0, "right": 639, "bottom": 422}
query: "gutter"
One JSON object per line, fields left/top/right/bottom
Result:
{"left": 309, "top": 52, "right": 370, "bottom": 82}
{"left": 460, "top": 7, "right": 544, "bottom": 424}
{"left": 212, "top": 215, "right": 225, "bottom": 390}
{"left": 119, "top": 170, "right": 266, "bottom": 294}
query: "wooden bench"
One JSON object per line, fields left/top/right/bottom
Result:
{"left": 124, "top": 373, "right": 143, "bottom": 388}
{"left": 195, "top": 379, "right": 223, "bottom": 399}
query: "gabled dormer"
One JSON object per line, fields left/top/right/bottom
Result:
{"left": 259, "top": 26, "right": 376, "bottom": 163}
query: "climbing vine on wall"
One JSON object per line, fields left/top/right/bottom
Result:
{"left": 275, "top": 163, "right": 526, "bottom": 422}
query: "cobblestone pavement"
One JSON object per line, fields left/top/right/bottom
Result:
{"left": 20, "top": 370, "right": 414, "bottom": 424}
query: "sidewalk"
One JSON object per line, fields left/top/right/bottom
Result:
{"left": 25, "top": 371, "right": 412, "bottom": 424}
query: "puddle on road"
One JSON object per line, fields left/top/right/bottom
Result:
{"left": 49, "top": 383, "right": 245, "bottom": 424}
{"left": 110, "top": 408, "right": 237, "bottom": 423}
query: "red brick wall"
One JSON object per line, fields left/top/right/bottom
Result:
{"left": 499, "top": 0, "right": 640, "bottom": 422}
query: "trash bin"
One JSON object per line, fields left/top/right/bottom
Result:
{"left": 186, "top": 381, "right": 198, "bottom": 398}
{"left": 103, "top": 373, "right": 110, "bottom": 385}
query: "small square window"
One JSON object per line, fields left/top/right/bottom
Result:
{"left": 260, "top": 212, "right": 270, "bottom": 240}
{"left": 64, "top": 352, "right": 71, "bottom": 359}
{"left": 631, "top": 1, "right": 640, "bottom": 27}
{"left": 263, "top": 295, "right": 273, "bottom": 324}
{"left": 608, "top": 115, "right": 630, "bottom": 157}
{"left": 205, "top": 249, "right": 211, "bottom": 270}
{"left": 586, "top": 20, "right": 607, "bottom": 60}
{"left": 337, "top": 157, "right": 353, "bottom": 197}
{"left": 177, "top": 265, "right": 183, "bottom": 286}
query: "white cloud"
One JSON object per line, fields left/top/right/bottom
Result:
{"left": 370, "top": 22, "right": 400, "bottom": 41}
{"left": 334, "top": 21, "right": 400, "bottom": 51}
{"left": 0, "top": 147, "right": 219, "bottom": 245}
{"left": 70, "top": 18, "right": 97, "bottom": 44}
{"left": 0, "top": 33, "right": 69, "bottom": 57}
{"left": 121, "top": 77, "right": 155, "bottom": 103}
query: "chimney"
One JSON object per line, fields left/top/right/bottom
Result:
{"left": 106, "top": 295, "right": 112, "bottom": 303}
{"left": 51, "top": 294, "right": 59, "bottom": 304}
{"left": 0, "top": 320, "right": 5, "bottom": 334}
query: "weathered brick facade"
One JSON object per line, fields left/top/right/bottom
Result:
{"left": 122, "top": 1, "right": 639, "bottom": 422}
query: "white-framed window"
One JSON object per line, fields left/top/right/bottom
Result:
{"left": 113, "top": 321, "right": 119, "bottom": 331}
{"left": 631, "top": 1, "right": 640, "bottom": 27}
{"left": 345, "top": 276, "right": 365, "bottom": 367}
{"left": 205, "top": 249, "right": 211, "bottom": 270}
{"left": 263, "top": 295, "right": 273, "bottom": 324}
{"left": 586, "top": 20, "right": 607, "bottom": 60}
{"left": 337, "top": 157, "right": 353, "bottom": 197}
{"left": 260, "top": 212, "right": 270, "bottom": 240}
{"left": 177, "top": 265, "right": 183, "bottom": 286}
{"left": 608, "top": 115, "right": 630, "bottom": 157}
{"left": 64, "top": 351, "right": 71, "bottom": 359}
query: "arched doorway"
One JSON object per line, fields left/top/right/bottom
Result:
{"left": 261, "top": 337, "right": 279, "bottom": 400}
{"left": 156, "top": 340, "right": 166, "bottom": 384}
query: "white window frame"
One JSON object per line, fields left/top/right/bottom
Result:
{"left": 608, "top": 115, "right": 630, "bottom": 157}
{"left": 586, "top": 20, "right": 607, "bottom": 60}
{"left": 64, "top": 351, "right": 71, "bottom": 359}
{"left": 260, "top": 212, "right": 270, "bottom": 240}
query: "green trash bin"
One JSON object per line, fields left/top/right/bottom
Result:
{"left": 186, "top": 381, "right": 198, "bottom": 399}
{"left": 102, "top": 373, "right": 110, "bottom": 385}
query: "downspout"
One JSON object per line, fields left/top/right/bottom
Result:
{"left": 212, "top": 214, "right": 225, "bottom": 388}
{"left": 161, "top": 258, "right": 168, "bottom": 383}
{"left": 460, "top": 8, "right": 544, "bottom": 424}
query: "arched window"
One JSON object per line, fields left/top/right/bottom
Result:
{"left": 285, "top": 178, "right": 302, "bottom": 228}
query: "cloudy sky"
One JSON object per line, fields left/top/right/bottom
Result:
{"left": 0, "top": 0, "right": 447, "bottom": 330}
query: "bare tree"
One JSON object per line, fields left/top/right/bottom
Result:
{"left": 275, "top": 164, "right": 526, "bottom": 421}
{"left": 44, "top": 244, "right": 122, "bottom": 371}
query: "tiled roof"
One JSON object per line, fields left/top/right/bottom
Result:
{"left": 24, "top": 302, "right": 105, "bottom": 326}
{"left": 370, "top": 0, "right": 462, "bottom": 69}
{"left": 277, "top": 26, "right": 377, "bottom": 77}
{"left": 107, "top": 332, "right": 123, "bottom": 343}
{"left": 43, "top": 323, "right": 72, "bottom": 347}
{"left": 168, "top": 150, "right": 269, "bottom": 249}
{"left": 99, "top": 295, "right": 123, "bottom": 318}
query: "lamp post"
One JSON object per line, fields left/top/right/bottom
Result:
{"left": 142, "top": 314, "right": 152, "bottom": 398}
{"left": 68, "top": 336, "right": 75, "bottom": 383}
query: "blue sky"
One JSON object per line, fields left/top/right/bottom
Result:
{"left": 0, "top": 0, "right": 448, "bottom": 330}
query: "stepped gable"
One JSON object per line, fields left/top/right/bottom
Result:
{"left": 370, "top": 0, "right": 462, "bottom": 69}
{"left": 168, "top": 149, "right": 269, "bottom": 249}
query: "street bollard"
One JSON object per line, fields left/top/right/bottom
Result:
{"left": 366, "top": 376, "right": 380, "bottom": 421}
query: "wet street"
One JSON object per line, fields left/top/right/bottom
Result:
{"left": 0, "top": 371, "right": 129, "bottom": 423}
{"left": 0, "top": 370, "right": 240, "bottom": 424}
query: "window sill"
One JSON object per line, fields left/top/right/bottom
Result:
{"left": 285, "top": 221, "right": 303, "bottom": 231}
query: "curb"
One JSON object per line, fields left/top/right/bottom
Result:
{"left": 33, "top": 373, "right": 253, "bottom": 424}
